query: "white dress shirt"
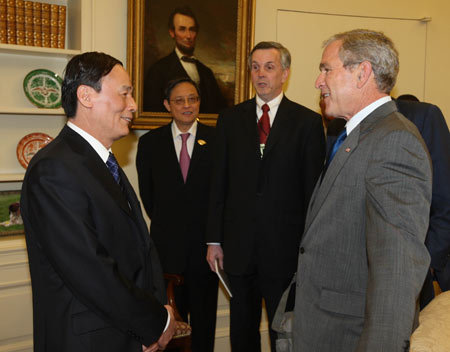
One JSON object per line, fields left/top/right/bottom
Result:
{"left": 171, "top": 120, "right": 198, "bottom": 160}
{"left": 345, "top": 96, "right": 392, "bottom": 136}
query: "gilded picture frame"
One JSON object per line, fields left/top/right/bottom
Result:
{"left": 127, "top": 0, "right": 255, "bottom": 129}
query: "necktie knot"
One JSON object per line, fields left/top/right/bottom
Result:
{"left": 106, "top": 152, "right": 121, "bottom": 184}
{"left": 181, "top": 133, "right": 190, "bottom": 143}
{"left": 262, "top": 104, "right": 270, "bottom": 113}
{"left": 181, "top": 56, "right": 196, "bottom": 63}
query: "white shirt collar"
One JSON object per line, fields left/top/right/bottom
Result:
{"left": 346, "top": 96, "right": 392, "bottom": 135}
{"left": 67, "top": 121, "right": 110, "bottom": 163}
{"left": 171, "top": 119, "right": 198, "bottom": 139}
{"left": 256, "top": 91, "right": 284, "bottom": 112}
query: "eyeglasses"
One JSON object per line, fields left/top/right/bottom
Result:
{"left": 170, "top": 96, "right": 200, "bottom": 106}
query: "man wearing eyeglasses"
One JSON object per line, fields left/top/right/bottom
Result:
{"left": 143, "top": 6, "right": 227, "bottom": 114}
{"left": 136, "top": 78, "right": 218, "bottom": 352}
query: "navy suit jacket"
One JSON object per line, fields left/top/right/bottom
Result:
{"left": 395, "top": 100, "right": 450, "bottom": 289}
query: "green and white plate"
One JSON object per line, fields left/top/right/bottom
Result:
{"left": 23, "top": 69, "right": 63, "bottom": 109}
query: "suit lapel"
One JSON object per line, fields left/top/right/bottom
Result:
{"left": 304, "top": 100, "right": 398, "bottom": 232}
{"left": 63, "top": 126, "right": 132, "bottom": 216}
{"left": 240, "top": 98, "right": 263, "bottom": 158}
{"left": 263, "top": 96, "right": 290, "bottom": 158}
{"left": 306, "top": 126, "right": 360, "bottom": 229}
{"left": 161, "top": 123, "right": 185, "bottom": 185}
{"left": 187, "top": 122, "right": 207, "bottom": 182}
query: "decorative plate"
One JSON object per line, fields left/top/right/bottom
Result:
{"left": 16, "top": 133, "right": 54, "bottom": 169}
{"left": 23, "top": 69, "right": 63, "bottom": 108}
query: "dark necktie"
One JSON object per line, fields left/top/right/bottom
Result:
{"left": 325, "top": 129, "right": 347, "bottom": 170}
{"left": 258, "top": 104, "right": 270, "bottom": 145}
{"left": 180, "top": 133, "right": 190, "bottom": 183}
{"left": 106, "top": 152, "right": 121, "bottom": 184}
{"left": 181, "top": 56, "right": 197, "bottom": 63}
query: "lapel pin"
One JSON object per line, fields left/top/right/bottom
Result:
{"left": 345, "top": 148, "right": 351, "bottom": 152}
{"left": 197, "top": 139, "right": 206, "bottom": 145}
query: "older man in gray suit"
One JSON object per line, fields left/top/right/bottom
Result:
{"left": 292, "top": 29, "right": 432, "bottom": 351}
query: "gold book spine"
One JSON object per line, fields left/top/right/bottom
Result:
{"left": 6, "top": 0, "right": 16, "bottom": 44}
{"left": 49, "top": 3, "right": 57, "bottom": 48}
{"left": 23, "top": 0, "right": 32, "bottom": 46}
{"left": 32, "top": 1, "right": 41, "bottom": 47}
{"left": 15, "top": 0, "right": 24, "bottom": 45}
{"left": 57, "top": 4, "right": 65, "bottom": 49}
{"left": 41, "top": 2, "right": 49, "bottom": 47}
{"left": 0, "top": 0, "right": 7, "bottom": 44}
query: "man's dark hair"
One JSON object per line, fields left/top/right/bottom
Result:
{"left": 397, "top": 94, "right": 420, "bottom": 102}
{"left": 61, "top": 52, "right": 122, "bottom": 118}
{"left": 168, "top": 6, "right": 199, "bottom": 31}
{"left": 164, "top": 77, "right": 201, "bottom": 101}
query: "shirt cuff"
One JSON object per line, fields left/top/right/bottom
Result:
{"left": 207, "top": 242, "right": 221, "bottom": 245}
{"left": 163, "top": 309, "right": 170, "bottom": 332}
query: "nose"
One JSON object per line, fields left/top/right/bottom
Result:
{"left": 128, "top": 96, "right": 137, "bottom": 112}
{"left": 315, "top": 72, "right": 325, "bottom": 90}
{"left": 183, "top": 97, "right": 192, "bottom": 107}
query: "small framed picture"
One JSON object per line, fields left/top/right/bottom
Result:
{"left": 0, "top": 188, "right": 24, "bottom": 237}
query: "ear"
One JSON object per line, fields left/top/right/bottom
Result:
{"left": 76, "top": 85, "right": 94, "bottom": 108}
{"left": 356, "top": 61, "right": 373, "bottom": 89}
{"left": 169, "top": 29, "right": 175, "bottom": 39}
{"left": 281, "top": 67, "right": 290, "bottom": 84}
{"left": 163, "top": 99, "right": 171, "bottom": 113}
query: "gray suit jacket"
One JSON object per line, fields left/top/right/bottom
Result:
{"left": 293, "top": 101, "right": 432, "bottom": 351}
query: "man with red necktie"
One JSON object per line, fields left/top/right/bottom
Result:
{"left": 206, "top": 41, "right": 325, "bottom": 351}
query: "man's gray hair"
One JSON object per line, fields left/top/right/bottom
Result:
{"left": 324, "top": 29, "right": 399, "bottom": 93}
{"left": 248, "top": 41, "right": 291, "bottom": 70}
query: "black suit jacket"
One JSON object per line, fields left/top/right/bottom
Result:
{"left": 143, "top": 51, "right": 227, "bottom": 113}
{"left": 207, "top": 96, "right": 326, "bottom": 278}
{"left": 395, "top": 101, "right": 450, "bottom": 280}
{"left": 136, "top": 122, "right": 215, "bottom": 274}
{"left": 21, "top": 126, "right": 167, "bottom": 352}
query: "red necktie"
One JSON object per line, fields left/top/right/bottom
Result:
{"left": 258, "top": 104, "right": 270, "bottom": 145}
{"left": 180, "top": 133, "right": 190, "bottom": 183}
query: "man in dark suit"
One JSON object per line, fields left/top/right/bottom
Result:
{"left": 21, "top": 52, "right": 175, "bottom": 352}
{"left": 395, "top": 98, "right": 450, "bottom": 304}
{"left": 206, "top": 41, "right": 326, "bottom": 351}
{"left": 143, "top": 6, "right": 226, "bottom": 113}
{"left": 137, "top": 78, "right": 218, "bottom": 352}
{"left": 293, "top": 29, "right": 432, "bottom": 351}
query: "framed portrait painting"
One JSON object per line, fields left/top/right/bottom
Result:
{"left": 127, "top": 0, "right": 255, "bottom": 129}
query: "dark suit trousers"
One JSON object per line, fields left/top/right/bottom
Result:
{"left": 172, "top": 258, "right": 219, "bottom": 352}
{"left": 228, "top": 271, "right": 292, "bottom": 352}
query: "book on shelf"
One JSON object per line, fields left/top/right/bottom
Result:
{"left": 23, "top": 0, "right": 33, "bottom": 46}
{"left": 57, "top": 4, "right": 65, "bottom": 49}
{"left": 32, "top": 0, "right": 41, "bottom": 47}
{"left": 0, "top": 0, "right": 6, "bottom": 44}
{"left": 49, "top": 3, "right": 57, "bottom": 48}
{"left": 15, "top": 0, "right": 25, "bottom": 45}
{"left": 41, "top": 2, "right": 49, "bottom": 47}
{"left": 6, "top": 0, "right": 16, "bottom": 44}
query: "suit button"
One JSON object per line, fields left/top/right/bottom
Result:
{"left": 299, "top": 247, "right": 305, "bottom": 254}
